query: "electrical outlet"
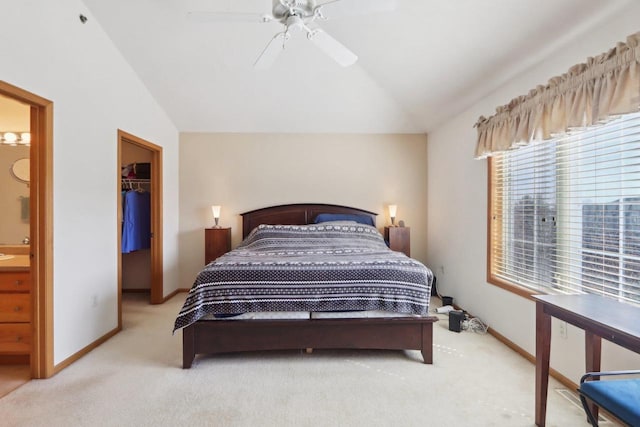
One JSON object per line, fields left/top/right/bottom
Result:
{"left": 559, "top": 321, "right": 568, "bottom": 339}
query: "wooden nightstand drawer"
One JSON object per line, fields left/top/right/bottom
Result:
{"left": 0, "top": 272, "right": 31, "bottom": 292}
{"left": 0, "top": 323, "right": 31, "bottom": 353}
{"left": 205, "top": 227, "right": 232, "bottom": 264}
{"left": 0, "top": 293, "right": 31, "bottom": 322}
{"left": 384, "top": 226, "right": 410, "bottom": 257}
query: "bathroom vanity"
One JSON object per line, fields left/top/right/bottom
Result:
{"left": 0, "top": 254, "right": 31, "bottom": 358}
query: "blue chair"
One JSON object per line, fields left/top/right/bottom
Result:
{"left": 578, "top": 370, "right": 640, "bottom": 426}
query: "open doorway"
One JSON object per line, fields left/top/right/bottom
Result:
{"left": 0, "top": 92, "right": 31, "bottom": 396}
{"left": 117, "top": 130, "right": 163, "bottom": 329}
{"left": 0, "top": 81, "right": 54, "bottom": 381}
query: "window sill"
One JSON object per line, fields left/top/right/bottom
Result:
{"left": 487, "top": 274, "right": 543, "bottom": 302}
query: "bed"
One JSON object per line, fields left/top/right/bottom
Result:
{"left": 175, "top": 203, "right": 437, "bottom": 368}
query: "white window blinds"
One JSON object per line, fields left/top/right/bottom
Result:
{"left": 490, "top": 112, "right": 640, "bottom": 305}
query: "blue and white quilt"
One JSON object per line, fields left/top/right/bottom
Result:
{"left": 174, "top": 222, "right": 433, "bottom": 331}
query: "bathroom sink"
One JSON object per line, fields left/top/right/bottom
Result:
{"left": 0, "top": 254, "right": 15, "bottom": 261}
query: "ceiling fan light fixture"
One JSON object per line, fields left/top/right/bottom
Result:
{"left": 274, "top": 0, "right": 315, "bottom": 20}
{"left": 188, "top": 0, "right": 396, "bottom": 68}
{"left": 285, "top": 14, "right": 305, "bottom": 31}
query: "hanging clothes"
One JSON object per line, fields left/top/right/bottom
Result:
{"left": 122, "top": 190, "right": 151, "bottom": 253}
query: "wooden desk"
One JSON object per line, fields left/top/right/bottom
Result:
{"left": 533, "top": 294, "right": 640, "bottom": 426}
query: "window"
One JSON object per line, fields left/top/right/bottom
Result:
{"left": 489, "top": 112, "right": 640, "bottom": 304}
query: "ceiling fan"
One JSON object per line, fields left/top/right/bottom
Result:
{"left": 187, "top": 0, "right": 397, "bottom": 69}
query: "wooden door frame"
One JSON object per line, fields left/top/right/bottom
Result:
{"left": 117, "top": 130, "right": 164, "bottom": 328}
{"left": 0, "top": 81, "right": 54, "bottom": 378}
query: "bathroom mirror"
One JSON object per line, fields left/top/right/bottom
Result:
{"left": 10, "top": 158, "right": 29, "bottom": 183}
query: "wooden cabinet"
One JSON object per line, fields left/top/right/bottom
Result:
{"left": 0, "top": 294, "right": 31, "bottom": 322}
{"left": 0, "top": 271, "right": 31, "bottom": 292}
{"left": 0, "top": 271, "right": 31, "bottom": 355}
{"left": 0, "top": 324, "right": 31, "bottom": 354}
{"left": 385, "top": 226, "right": 410, "bottom": 257}
{"left": 205, "top": 227, "right": 232, "bottom": 264}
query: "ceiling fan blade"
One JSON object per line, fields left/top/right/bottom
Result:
{"left": 254, "top": 32, "right": 286, "bottom": 69}
{"left": 309, "top": 29, "right": 358, "bottom": 67}
{"left": 316, "top": 0, "right": 397, "bottom": 19}
{"left": 187, "top": 11, "right": 272, "bottom": 23}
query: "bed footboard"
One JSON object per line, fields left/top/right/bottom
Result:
{"left": 183, "top": 322, "right": 197, "bottom": 369}
{"left": 182, "top": 317, "right": 438, "bottom": 368}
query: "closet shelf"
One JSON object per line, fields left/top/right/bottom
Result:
{"left": 121, "top": 178, "right": 150, "bottom": 183}
{"left": 121, "top": 178, "right": 151, "bottom": 192}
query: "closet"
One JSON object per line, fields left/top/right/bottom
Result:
{"left": 120, "top": 143, "right": 152, "bottom": 295}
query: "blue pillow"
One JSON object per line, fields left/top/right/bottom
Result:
{"left": 314, "top": 213, "right": 375, "bottom": 227}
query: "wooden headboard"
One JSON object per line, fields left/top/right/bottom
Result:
{"left": 240, "top": 203, "right": 378, "bottom": 239}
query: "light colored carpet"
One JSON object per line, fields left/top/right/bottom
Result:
{"left": 0, "top": 294, "right": 606, "bottom": 426}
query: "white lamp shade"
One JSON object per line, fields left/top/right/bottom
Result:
{"left": 388, "top": 204, "right": 397, "bottom": 218}
{"left": 211, "top": 205, "right": 221, "bottom": 219}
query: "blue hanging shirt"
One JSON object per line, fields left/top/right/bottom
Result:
{"left": 122, "top": 191, "right": 151, "bottom": 253}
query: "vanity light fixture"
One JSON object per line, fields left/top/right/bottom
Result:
{"left": 211, "top": 205, "right": 221, "bottom": 228}
{"left": 19, "top": 132, "right": 31, "bottom": 145}
{"left": 1, "top": 131, "right": 31, "bottom": 146}
{"left": 2, "top": 132, "right": 17, "bottom": 144}
{"left": 388, "top": 204, "right": 397, "bottom": 226}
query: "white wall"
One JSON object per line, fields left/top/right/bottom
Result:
{"left": 427, "top": 4, "right": 640, "bottom": 384}
{"left": 0, "top": 0, "right": 180, "bottom": 365}
{"left": 179, "top": 133, "right": 428, "bottom": 287}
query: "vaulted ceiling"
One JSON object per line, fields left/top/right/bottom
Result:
{"left": 81, "top": 0, "right": 631, "bottom": 133}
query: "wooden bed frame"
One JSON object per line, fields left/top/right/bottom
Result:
{"left": 182, "top": 203, "right": 438, "bottom": 368}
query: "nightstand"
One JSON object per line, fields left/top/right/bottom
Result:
{"left": 384, "top": 226, "right": 410, "bottom": 257}
{"left": 205, "top": 227, "right": 231, "bottom": 264}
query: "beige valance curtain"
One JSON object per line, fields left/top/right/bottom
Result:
{"left": 474, "top": 31, "right": 640, "bottom": 159}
